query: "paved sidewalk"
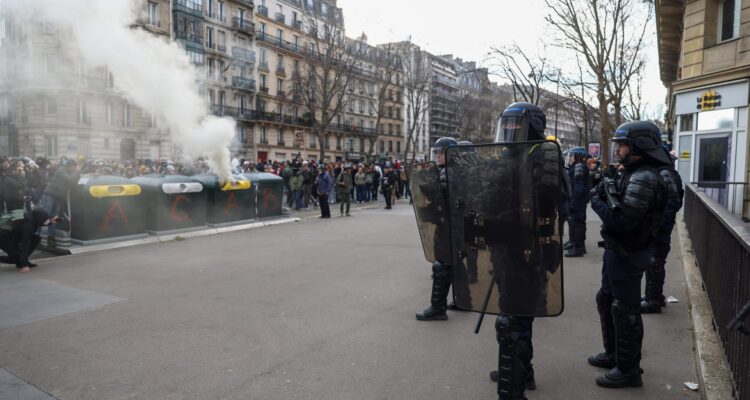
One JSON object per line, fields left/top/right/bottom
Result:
{"left": 0, "top": 206, "right": 701, "bottom": 399}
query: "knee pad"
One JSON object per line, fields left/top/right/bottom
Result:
{"left": 596, "top": 289, "right": 613, "bottom": 315}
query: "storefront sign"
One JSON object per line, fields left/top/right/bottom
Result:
{"left": 676, "top": 80, "right": 748, "bottom": 115}
{"left": 346, "top": 152, "right": 362, "bottom": 160}
{"left": 697, "top": 90, "right": 722, "bottom": 111}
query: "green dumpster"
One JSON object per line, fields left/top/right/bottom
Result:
{"left": 244, "top": 172, "right": 284, "bottom": 219}
{"left": 193, "top": 174, "right": 255, "bottom": 225}
{"left": 131, "top": 174, "right": 208, "bottom": 233}
{"left": 70, "top": 175, "right": 147, "bottom": 245}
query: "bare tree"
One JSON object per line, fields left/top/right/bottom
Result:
{"left": 546, "top": 0, "right": 630, "bottom": 165}
{"left": 606, "top": 0, "right": 652, "bottom": 128}
{"left": 623, "top": 62, "right": 646, "bottom": 121}
{"left": 487, "top": 42, "right": 551, "bottom": 105}
{"left": 292, "top": 15, "right": 365, "bottom": 161}
{"left": 395, "top": 42, "right": 432, "bottom": 164}
{"left": 550, "top": 56, "right": 601, "bottom": 149}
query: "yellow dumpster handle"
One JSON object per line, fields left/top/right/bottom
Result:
{"left": 221, "top": 180, "right": 252, "bottom": 191}
{"left": 89, "top": 184, "right": 142, "bottom": 198}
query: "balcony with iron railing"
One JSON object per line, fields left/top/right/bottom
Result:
{"left": 232, "top": 17, "right": 255, "bottom": 35}
{"left": 217, "top": 44, "right": 226, "bottom": 53}
{"left": 175, "top": 31, "right": 203, "bottom": 46}
{"left": 275, "top": 13, "right": 286, "bottom": 24}
{"left": 232, "top": 76, "right": 256, "bottom": 91}
{"left": 259, "top": 86, "right": 270, "bottom": 94}
{"left": 331, "top": 124, "right": 378, "bottom": 136}
{"left": 258, "top": 5, "right": 269, "bottom": 17}
{"left": 256, "top": 31, "right": 302, "bottom": 54}
{"left": 292, "top": 19, "right": 302, "bottom": 30}
{"left": 231, "top": 46, "right": 256, "bottom": 63}
{"left": 433, "top": 74, "right": 458, "bottom": 88}
{"left": 276, "top": 67, "right": 286, "bottom": 77}
{"left": 174, "top": 0, "right": 203, "bottom": 17}
{"left": 236, "top": 0, "right": 255, "bottom": 8}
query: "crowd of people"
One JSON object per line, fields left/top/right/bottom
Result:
{"left": 266, "top": 157, "right": 412, "bottom": 218}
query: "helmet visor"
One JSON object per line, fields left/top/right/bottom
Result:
{"left": 431, "top": 146, "right": 446, "bottom": 166}
{"left": 495, "top": 116, "right": 529, "bottom": 143}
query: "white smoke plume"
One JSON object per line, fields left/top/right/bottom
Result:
{"left": 4, "top": 0, "right": 236, "bottom": 181}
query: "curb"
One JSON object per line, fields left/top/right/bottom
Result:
{"left": 677, "top": 215, "right": 735, "bottom": 400}
{"left": 37, "top": 217, "right": 300, "bottom": 257}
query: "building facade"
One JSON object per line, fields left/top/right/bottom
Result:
{"left": 657, "top": 0, "right": 750, "bottom": 216}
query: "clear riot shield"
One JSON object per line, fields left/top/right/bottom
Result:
{"left": 409, "top": 162, "right": 452, "bottom": 265}
{"left": 445, "top": 141, "right": 565, "bottom": 317}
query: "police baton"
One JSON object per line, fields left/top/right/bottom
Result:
{"left": 474, "top": 279, "right": 494, "bottom": 334}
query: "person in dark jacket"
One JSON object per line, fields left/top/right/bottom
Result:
{"left": 316, "top": 166, "right": 333, "bottom": 218}
{"left": 0, "top": 209, "right": 55, "bottom": 273}
{"left": 4, "top": 161, "right": 28, "bottom": 212}
{"left": 41, "top": 160, "right": 81, "bottom": 247}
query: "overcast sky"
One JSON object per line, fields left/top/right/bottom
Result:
{"left": 338, "top": 0, "right": 665, "bottom": 117}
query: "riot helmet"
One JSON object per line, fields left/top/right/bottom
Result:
{"left": 568, "top": 147, "right": 587, "bottom": 165}
{"left": 495, "top": 102, "right": 547, "bottom": 143}
{"left": 611, "top": 121, "right": 671, "bottom": 166}
{"left": 431, "top": 137, "right": 458, "bottom": 166}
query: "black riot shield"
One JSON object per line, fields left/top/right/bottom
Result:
{"left": 445, "top": 141, "right": 565, "bottom": 317}
{"left": 409, "top": 162, "right": 452, "bottom": 265}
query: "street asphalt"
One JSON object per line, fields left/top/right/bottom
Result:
{"left": 0, "top": 200, "right": 701, "bottom": 400}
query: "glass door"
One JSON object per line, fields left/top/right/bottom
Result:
{"left": 696, "top": 135, "right": 731, "bottom": 207}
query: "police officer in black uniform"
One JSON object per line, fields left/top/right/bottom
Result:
{"left": 486, "top": 103, "right": 566, "bottom": 399}
{"left": 564, "top": 147, "right": 590, "bottom": 257}
{"left": 641, "top": 146, "right": 684, "bottom": 313}
{"left": 416, "top": 137, "right": 459, "bottom": 321}
{"left": 588, "top": 121, "right": 668, "bottom": 388}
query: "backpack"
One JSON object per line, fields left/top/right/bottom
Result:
{"left": 0, "top": 209, "right": 26, "bottom": 231}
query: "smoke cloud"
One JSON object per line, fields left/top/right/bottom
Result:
{"left": 3, "top": 0, "right": 236, "bottom": 181}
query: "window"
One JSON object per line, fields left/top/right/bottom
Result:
{"left": 218, "top": 2, "right": 225, "bottom": 20}
{"left": 148, "top": 1, "right": 159, "bottom": 25}
{"left": 218, "top": 31, "right": 226, "bottom": 49}
{"left": 44, "top": 54, "right": 56, "bottom": 73}
{"left": 697, "top": 108, "right": 734, "bottom": 131}
{"left": 78, "top": 137, "right": 91, "bottom": 158}
{"left": 348, "top": 99, "right": 354, "bottom": 112}
{"left": 106, "top": 102, "right": 113, "bottom": 125}
{"left": 277, "top": 54, "right": 284, "bottom": 69}
{"left": 260, "top": 48, "right": 268, "bottom": 68}
{"left": 388, "top": 140, "right": 393, "bottom": 152}
{"left": 123, "top": 103, "right": 130, "bottom": 127}
{"left": 396, "top": 124, "right": 401, "bottom": 135}
{"left": 239, "top": 95, "right": 247, "bottom": 112}
{"left": 680, "top": 114, "right": 695, "bottom": 132}
{"left": 719, "top": 0, "right": 741, "bottom": 41}
{"left": 45, "top": 97, "right": 57, "bottom": 114}
{"left": 397, "top": 141, "right": 401, "bottom": 154}
{"left": 206, "top": 26, "right": 214, "bottom": 47}
{"left": 336, "top": 135, "right": 342, "bottom": 150}
{"left": 277, "top": 78, "right": 283, "bottom": 94}
{"left": 277, "top": 128, "right": 285, "bottom": 145}
{"left": 0, "top": 96, "right": 7, "bottom": 119}
{"left": 236, "top": 126, "right": 246, "bottom": 145}
{"left": 186, "top": 50, "right": 204, "bottom": 65}
{"left": 104, "top": 138, "right": 110, "bottom": 149}
{"left": 149, "top": 141, "right": 160, "bottom": 160}
{"left": 78, "top": 101, "right": 89, "bottom": 125}
{"left": 379, "top": 140, "right": 384, "bottom": 153}
{"left": 309, "top": 133, "right": 317, "bottom": 148}
{"left": 277, "top": 28, "right": 283, "bottom": 42}
{"left": 45, "top": 135, "right": 58, "bottom": 157}
{"left": 260, "top": 126, "right": 268, "bottom": 144}
{"left": 150, "top": 113, "right": 158, "bottom": 128}
{"left": 260, "top": 74, "right": 267, "bottom": 89}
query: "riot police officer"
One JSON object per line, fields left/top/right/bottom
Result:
{"left": 486, "top": 103, "right": 566, "bottom": 399}
{"left": 564, "top": 147, "right": 590, "bottom": 257}
{"left": 641, "top": 146, "right": 684, "bottom": 314}
{"left": 415, "top": 137, "right": 459, "bottom": 321}
{"left": 588, "top": 121, "right": 668, "bottom": 388}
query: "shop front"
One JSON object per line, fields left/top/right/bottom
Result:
{"left": 674, "top": 80, "right": 749, "bottom": 215}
